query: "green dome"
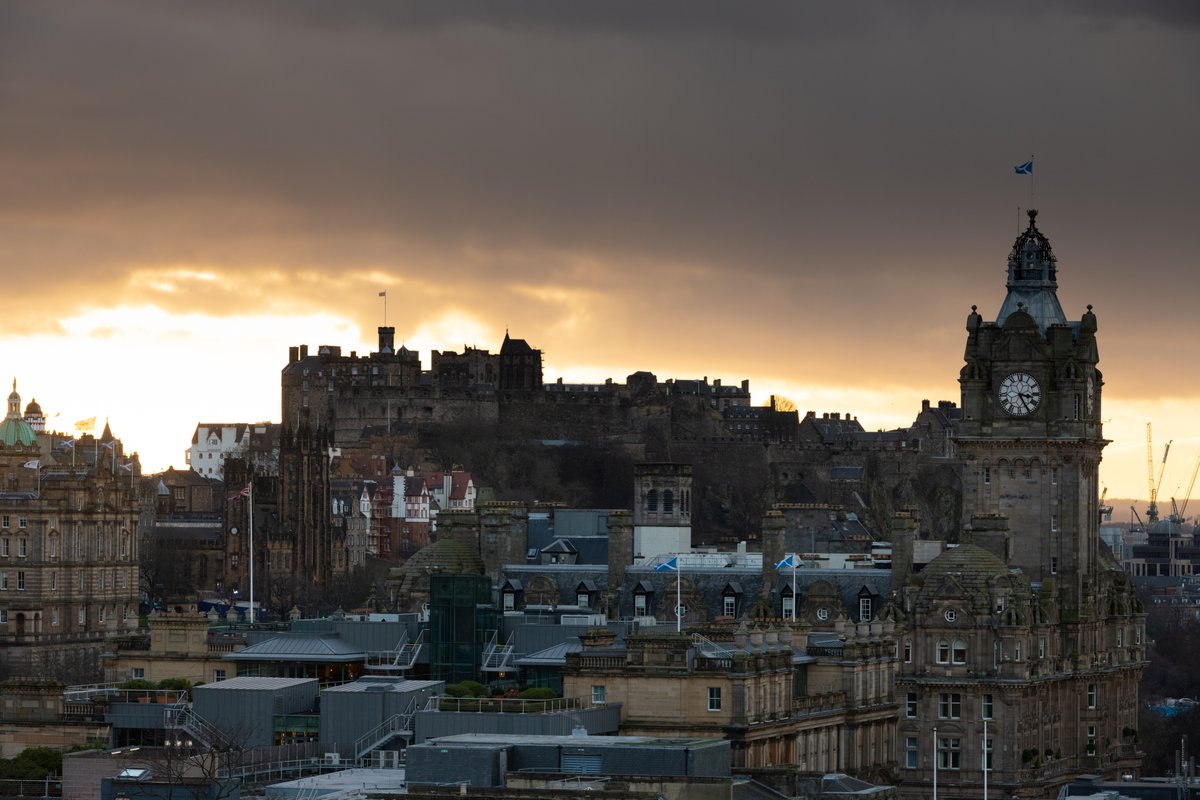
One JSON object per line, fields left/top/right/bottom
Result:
{"left": 0, "top": 417, "right": 36, "bottom": 447}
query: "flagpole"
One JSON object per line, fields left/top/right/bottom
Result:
{"left": 933, "top": 725, "right": 939, "bottom": 800}
{"left": 248, "top": 480, "right": 255, "bottom": 625}
{"left": 1029, "top": 154, "right": 1035, "bottom": 209}
{"left": 791, "top": 555, "right": 796, "bottom": 621}
{"left": 676, "top": 556, "right": 681, "bottom": 633}
{"left": 983, "top": 717, "right": 989, "bottom": 800}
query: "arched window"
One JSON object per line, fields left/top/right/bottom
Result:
{"left": 936, "top": 639, "right": 951, "bottom": 664}
{"left": 952, "top": 639, "right": 967, "bottom": 664}
{"left": 646, "top": 490, "right": 658, "bottom": 512}
{"left": 663, "top": 490, "right": 674, "bottom": 515}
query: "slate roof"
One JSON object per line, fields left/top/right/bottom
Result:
{"left": 514, "top": 638, "right": 582, "bottom": 667}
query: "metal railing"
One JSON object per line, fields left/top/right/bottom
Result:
{"left": 482, "top": 629, "right": 515, "bottom": 672}
{"left": 354, "top": 697, "right": 417, "bottom": 763}
{"left": 365, "top": 629, "right": 425, "bottom": 671}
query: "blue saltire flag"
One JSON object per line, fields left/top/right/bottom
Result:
{"left": 1014, "top": 160, "right": 1033, "bottom": 175}
{"left": 774, "top": 554, "right": 798, "bottom": 570}
{"left": 655, "top": 556, "right": 679, "bottom": 572}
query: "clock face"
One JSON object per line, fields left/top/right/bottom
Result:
{"left": 998, "top": 372, "right": 1041, "bottom": 416}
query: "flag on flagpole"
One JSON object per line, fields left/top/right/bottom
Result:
{"left": 22, "top": 459, "right": 39, "bottom": 469}
{"left": 229, "top": 485, "right": 251, "bottom": 500}
{"left": 654, "top": 556, "right": 679, "bottom": 572}
{"left": 378, "top": 290, "right": 387, "bottom": 297}
{"left": 774, "top": 554, "right": 798, "bottom": 570}
{"left": 100, "top": 441, "right": 116, "bottom": 450}
{"left": 1014, "top": 160, "right": 1033, "bottom": 175}
{"left": 58, "top": 440, "right": 75, "bottom": 450}
{"left": 119, "top": 462, "right": 134, "bottom": 472}
{"left": 74, "top": 416, "right": 96, "bottom": 431}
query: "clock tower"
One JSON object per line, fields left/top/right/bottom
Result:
{"left": 894, "top": 209, "right": 1145, "bottom": 800}
{"left": 956, "top": 208, "right": 1103, "bottom": 615}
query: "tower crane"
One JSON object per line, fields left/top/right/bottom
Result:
{"left": 1170, "top": 447, "right": 1200, "bottom": 524}
{"left": 1146, "top": 422, "right": 1172, "bottom": 525}
{"left": 1099, "top": 485, "right": 1112, "bottom": 523}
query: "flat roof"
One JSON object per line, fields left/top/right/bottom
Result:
{"left": 195, "top": 677, "right": 316, "bottom": 691}
{"left": 424, "top": 733, "right": 724, "bottom": 749}
{"left": 321, "top": 679, "right": 442, "bottom": 694}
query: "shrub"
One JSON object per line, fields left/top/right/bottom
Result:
{"left": 158, "top": 677, "right": 193, "bottom": 692}
{"left": 119, "top": 679, "right": 157, "bottom": 691}
{"left": 519, "top": 687, "right": 558, "bottom": 700}
{"left": 460, "top": 680, "right": 487, "bottom": 697}
{"left": 443, "top": 684, "right": 468, "bottom": 698}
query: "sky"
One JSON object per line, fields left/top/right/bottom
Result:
{"left": 1, "top": 2, "right": 1199, "bottom": 508}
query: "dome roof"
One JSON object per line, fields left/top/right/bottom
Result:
{"left": 919, "top": 544, "right": 1013, "bottom": 594}
{"left": 23, "top": 398, "right": 42, "bottom": 416}
{"left": 0, "top": 417, "right": 37, "bottom": 447}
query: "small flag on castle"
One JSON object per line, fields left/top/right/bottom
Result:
{"left": 74, "top": 416, "right": 96, "bottom": 432}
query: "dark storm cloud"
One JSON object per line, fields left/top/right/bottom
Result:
{"left": 0, "top": 1, "right": 1197, "bottom": 396}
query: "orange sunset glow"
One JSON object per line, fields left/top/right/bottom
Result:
{"left": 2, "top": 3, "right": 1199, "bottom": 507}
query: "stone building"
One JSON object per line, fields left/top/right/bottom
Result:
{"left": 891, "top": 210, "right": 1146, "bottom": 799}
{"left": 0, "top": 383, "right": 141, "bottom": 681}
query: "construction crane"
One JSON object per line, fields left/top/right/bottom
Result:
{"left": 1146, "top": 422, "right": 1172, "bottom": 525}
{"left": 1099, "top": 485, "right": 1113, "bottom": 523}
{"left": 1171, "top": 447, "right": 1200, "bottom": 524}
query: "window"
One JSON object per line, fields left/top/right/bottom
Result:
{"left": 1014, "top": 641, "right": 1022, "bottom": 661}
{"left": 503, "top": 592, "right": 516, "bottom": 612}
{"left": 1087, "top": 684, "right": 1097, "bottom": 709}
{"left": 905, "top": 736, "right": 919, "bottom": 769}
{"left": 17, "top": 517, "right": 25, "bottom": 529}
{"left": 663, "top": 490, "right": 674, "bottom": 514}
{"left": 859, "top": 597, "right": 873, "bottom": 621}
{"left": 816, "top": 607, "right": 829, "bottom": 621}
{"left": 214, "top": 669, "right": 226, "bottom": 682}
{"left": 983, "top": 467, "right": 991, "bottom": 485}
{"left": 984, "top": 737, "right": 994, "bottom": 770}
{"left": 17, "top": 539, "right": 25, "bottom": 558}
{"left": 982, "top": 693, "right": 994, "bottom": 720}
{"left": 1116, "top": 629, "right": 1124, "bottom": 647}
{"left": 937, "top": 736, "right": 961, "bottom": 770}
{"left": 77, "top": 573, "right": 84, "bottom": 591}
{"left": 634, "top": 594, "right": 647, "bottom": 616}
{"left": 995, "top": 595, "right": 1006, "bottom": 613}
{"left": 16, "top": 572, "right": 24, "bottom": 591}
{"left": 50, "top": 572, "right": 56, "bottom": 591}
{"left": 906, "top": 692, "right": 918, "bottom": 718}
{"left": 724, "top": 595, "right": 736, "bottom": 617}
{"left": 78, "top": 607, "right": 85, "bottom": 624}
{"left": 952, "top": 640, "right": 967, "bottom": 664}
{"left": 577, "top": 592, "right": 590, "bottom": 608}
{"left": 1051, "top": 467, "right": 1058, "bottom": 484}
{"left": 782, "top": 595, "right": 795, "bottom": 620}
{"left": 132, "top": 668, "right": 145, "bottom": 679}
{"left": 936, "top": 640, "right": 951, "bottom": 664}
{"left": 1, "top": 538, "right": 8, "bottom": 558}
{"left": 0, "top": 516, "right": 6, "bottom": 528}
{"left": 938, "top": 693, "right": 961, "bottom": 719}
{"left": 944, "top": 608, "right": 957, "bottom": 622}
{"left": 1051, "top": 515, "right": 1058, "bottom": 532}
{"left": 708, "top": 687, "right": 722, "bottom": 712}
{"left": 0, "top": 572, "right": 7, "bottom": 590}
{"left": 591, "top": 685, "right": 606, "bottom": 705}
{"left": 646, "top": 490, "right": 658, "bottom": 512}
{"left": 1050, "top": 557, "right": 1058, "bottom": 575}
{"left": 1039, "top": 637, "right": 1047, "bottom": 659}
{"left": 0, "top": 610, "right": 6, "bottom": 623}
{"left": 98, "top": 606, "right": 105, "bottom": 623}
{"left": 903, "top": 639, "right": 912, "bottom": 663}
{"left": 1136, "top": 627, "right": 1143, "bottom": 645}
{"left": 51, "top": 609, "right": 58, "bottom": 626}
